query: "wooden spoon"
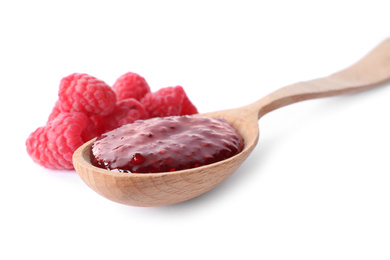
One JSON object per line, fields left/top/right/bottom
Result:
{"left": 73, "top": 38, "right": 390, "bottom": 207}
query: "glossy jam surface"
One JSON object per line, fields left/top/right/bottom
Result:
{"left": 91, "top": 115, "right": 244, "bottom": 173}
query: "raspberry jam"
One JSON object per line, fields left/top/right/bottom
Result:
{"left": 91, "top": 115, "right": 244, "bottom": 173}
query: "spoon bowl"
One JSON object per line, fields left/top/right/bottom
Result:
{"left": 73, "top": 109, "right": 259, "bottom": 207}
{"left": 73, "top": 38, "right": 390, "bottom": 207}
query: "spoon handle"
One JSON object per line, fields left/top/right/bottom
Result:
{"left": 248, "top": 38, "right": 390, "bottom": 119}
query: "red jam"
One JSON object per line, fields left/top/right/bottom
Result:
{"left": 90, "top": 115, "right": 244, "bottom": 173}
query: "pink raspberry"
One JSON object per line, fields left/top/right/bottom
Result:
{"left": 141, "top": 86, "right": 198, "bottom": 118}
{"left": 26, "top": 112, "right": 97, "bottom": 170}
{"left": 112, "top": 72, "right": 151, "bottom": 101}
{"left": 26, "top": 72, "right": 200, "bottom": 171}
{"left": 58, "top": 73, "right": 117, "bottom": 116}
{"left": 91, "top": 98, "right": 149, "bottom": 134}
{"left": 47, "top": 100, "right": 61, "bottom": 122}
{"left": 113, "top": 98, "right": 149, "bottom": 126}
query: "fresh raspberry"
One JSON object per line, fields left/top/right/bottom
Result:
{"left": 112, "top": 72, "right": 151, "bottom": 101}
{"left": 89, "top": 115, "right": 106, "bottom": 136}
{"left": 26, "top": 112, "right": 96, "bottom": 170}
{"left": 27, "top": 72, "right": 200, "bottom": 171}
{"left": 47, "top": 100, "right": 61, "bottom": 122}
{"left": 91, "top": 98, "right": 149, "bottom": 135}
{"left": 112, "top": 98, "right": 149, "bottom": 126}
{"left": 141, "top": 86, "right": 198, "bottom": 118}
{"left": 58, "top": 73, "right": 117, "bottom": 116}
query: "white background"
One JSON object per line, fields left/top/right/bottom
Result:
{"left": 1, "top": 1, "right": 390, "bottom": 259}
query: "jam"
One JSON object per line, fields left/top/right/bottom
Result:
{"left": 90, "top": 115, "right": 244, "bottom": 173}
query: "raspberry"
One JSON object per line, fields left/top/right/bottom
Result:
{"left": 47, "top": 100, "right": 61, "bottom": 122}
{"left": 141, "top": 86, "right": 198, "bottom": 118}
{"left": 58, "top": 73, "right": 117, "bottom": 116}
{"left": 91, "top": 98, "right": 149, "bottom": 135}
{"left": 26, "top": 72, "right": 200, "bottom": 171}
{"left": 112, "top": 72, "right": 151, "bottom": 101}
{"left": 26, "top": 112, "right": 96, "bottom": 170}
{"left": 112, "top": 98, "right": 149, "bottom": 126}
